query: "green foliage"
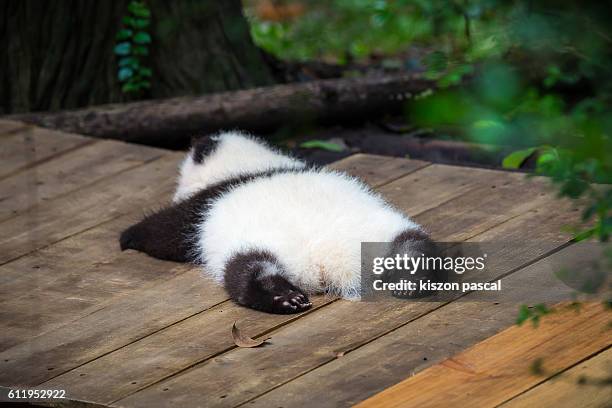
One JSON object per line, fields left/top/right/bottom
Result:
{"left": 249, "top": 3, "right": 612, "bottom": 248}
{"left": 128, "top": 1, "right": 151, "bottom": 18}
{"left": 114, "top": 42, "right": 131, "bottom": 56}
{"left": 300, "top": 140, "right": 345, "bottom": 152}
{"left": 246, "top": 0, "right": 468, "bottom": 63}
{"left": 502, "top": 147, "right": 536, "bottom": 169}
{"left": 393, "top": 1, "right": 612, "bottom": 246}
{"left": 359, "top": 1, "right": 612, "bottom": 325}
{"left": 133, "top": 32, "right": 152, "bottom": 44}
{"left": 504, "top": 141, "right": 612, "bottom": 242}
{"left": 116, "top": 29, "right": 133, "bottom": 41}
{"left": 516, "top": 304, "right": 551, "bottom": 327}
{"left": 115, "top": 1, "right": 152, "bottom": 94}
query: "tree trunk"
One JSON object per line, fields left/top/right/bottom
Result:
{"left": 0, "top": 0, "right": 279, "bottom": 114}
{"left": 10, "top": 74, "right": 435, "bottom": 147}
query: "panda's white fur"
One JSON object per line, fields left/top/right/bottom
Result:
{"left": 173, "top": 132, "right": 305, "bottom": 203}
{"left": 177, "top": 131, "right": 421, "bottom": 300}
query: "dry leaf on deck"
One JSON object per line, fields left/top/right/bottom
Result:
{"left": 231, "top": 322, "right": 269, "bottom": 348}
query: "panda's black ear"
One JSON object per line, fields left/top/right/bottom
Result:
{"left": 191, "top": 136, "right": 219, "bottom": 163}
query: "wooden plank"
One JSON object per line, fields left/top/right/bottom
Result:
{"left": 0, "top": 155, "right": 572, "bottom": 404}
{"left": 328, "top": 154, "right": 429, "bottom": 187}
{"left": 243, "top": 241, "right": 595, "bottom": 408}
{"left": 354, "top": 163, "right": 520, "bottom": 227}
{"left": 378, "top": 164, "right": 508, "bottom": 216}
{"left": 0, "top": 144, "right": 178, "bottom": 349}
{"left": 0, "top": 266, "right": 228, "bottom": 386}
{"left": 0, "top": 125, "right": 93, "bottom": 180}
{"left": 123, "top": 302, "right": 445, "bottom": 408}
{"left": 500, "top": 348, "right": 612, "bottom": 408}
{"left": 0, "top": 140, "right": 165, "bottom": 221}
{"left": 0, "top": 152, "right": 422, "bottom": 266}
{"left": 0, "top": 119, "right": 29, "bottom": 136}
{"left": 113, "top": 237, "right": 571, "bottom": 408}
{"left": 0, "top": 152, "right": 403, "bottom": 348}
{"left": 30, "top": 160, "right": 485, "bottom": 404}
{"left": 0, "top": 153, "right": 418, "bottom": 389}
{"left": 41, "top": 295, "right": 333, "bottom": 404}
{"left": 111, "top": 171, "right": 575, "bottom": 408}
{"left": 355, "top": 302, "right": 610, "bottom": 408}
{"left": 415, "top": 173, "right": 556, "bottom": 241}
{"left": 0, "top": 152, "right": 182, "bottom": 265}
{"left": 0, "top": 215, "right": 185, "bottom": 351}
{"left": 32, "top": 156, "right": 427, "bottom": 404}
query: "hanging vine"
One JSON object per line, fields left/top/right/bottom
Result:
{"left": 114, "top": 1, "right": 152, "bottom": 94}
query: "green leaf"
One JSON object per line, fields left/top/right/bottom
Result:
{"left": 114, "top": 42, "right": 131, "bottom": 56}
{"left": 437, "top": 64, "right": 473, "bottom": 88}
{"left": 424, "top": 51, "right": 448, "bottom": 73}
{"left": 132, "top": 45, "right": 149, "bottom": 56}
{"left": 131, "top": 18, "right": 150, "bottom": 29}
{"left": 133, "top": 32, "right": 151, "bottom": 44}
{"left": 138, "top": 67, "right": 152, "bottom": 77}
{"left": 299, "top": 140, "right": 344, "bottom": 152}
{"left": 543, "top": 76, "right": 556, "bottom": 88}
{"left": 573, "top": 227, "right": 596, "bottom": 242}
{"left": 582, "top": 203, "right": 597, "bottom": 222}
{"left": 516, "top": 304, "right": 530, "bottom": 326}
{"left": 536, "top": 150, "right": 557, "bottom": 170}
{"left": 128, "top": 1, "right": 151, "bottom": 18}
{"left": 534, "top": 304, "right": 550, "bottom": 315}
{"left": 119, "top": 57, "right": 139, "bottom": 69}
{"left": 472, "top": 119, "right": 504, "bottom": 130}
{"left": 121, "top": 82, "right": 140, "bottom": 93}
{"left": 502, "top": 147, "right": 537, "bottom": 169}
{"left": 122, "top": 16, "right": 135, "bottom": 26}
{"left": 560, "top": 178, "right": 588, "bottom": 199}
{"left": 118, "top": 67, "right": 134, "bottom": 82}
{"left": 349, "top": 41, "right": 366, "bottom": 58}
{"left": 116, "top": 29, "right": 133, "bottom": 41}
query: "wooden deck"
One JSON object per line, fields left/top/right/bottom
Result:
{"left": 0, "top": 119, "right": 609, "bottom": 407}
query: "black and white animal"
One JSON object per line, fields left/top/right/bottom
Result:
{"left": 120, "top": 131, "right": 435, "bottom": 314}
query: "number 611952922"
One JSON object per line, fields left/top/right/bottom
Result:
{"left": 6, "top": 389, "right": 66, "bottom": 399}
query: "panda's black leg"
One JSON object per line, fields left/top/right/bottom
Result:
{"left": 119, "top": 200, "right": 198, "bottom": 263}
{"left": 224, "top": 250, "right": 312, "bottom": 314}
{"left": 384, "top": 229, "right": 443, "bottom": 299}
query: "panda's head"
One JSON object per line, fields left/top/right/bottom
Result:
{"left": 173, "top": 131, "right": 305, "bottom": 202}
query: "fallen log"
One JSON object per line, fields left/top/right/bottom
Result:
{"left": 6, "top": 74, "right": 435, "bottom": 146}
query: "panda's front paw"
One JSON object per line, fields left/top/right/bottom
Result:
{"left": 245, "top": 274, "right": 312, "bottom": 314}
{"left": 391, "top": 283, "right": 432, "bottom": 299}
{"left": 272, "top": 290, "right": 312, "bottom": 313}
{"left": 385, "top": 270, "right": 435, "bottom": 300}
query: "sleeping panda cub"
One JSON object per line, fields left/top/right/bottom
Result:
{"left": 120, "top": 131, "right": 436, "bottom": 314}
